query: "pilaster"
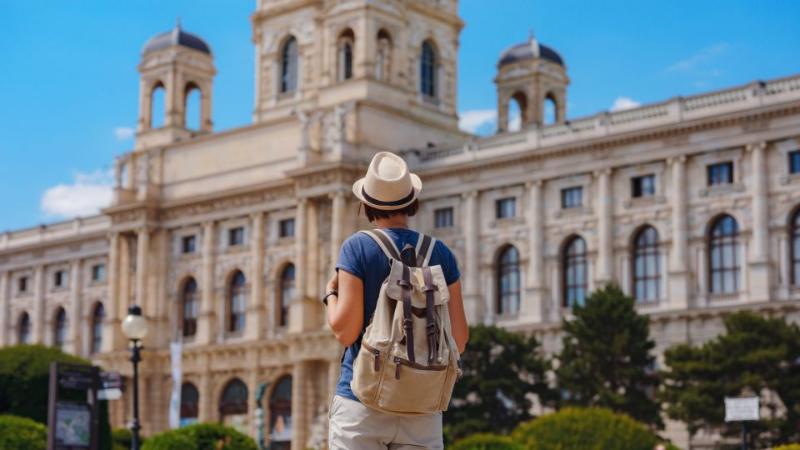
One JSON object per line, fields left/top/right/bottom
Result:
{"left": 247, "top": 212, "right": 266, "bottom": 340}
{"left": 668, "top": 156, "right": 690, "bottom": 308}
{"left": 330, "top": 191, "right": 346, "bottom": 274}
{"left": 291, "top": 361, "right": 309, "bottom": 450}
{"left": 522, "top": 181, "right": 545, "bottom": 322}
{"left": 595, "top": 169, "right": 614, "bottom": 284}
{"left": 461, "top": 191, "right": 483, "bottom": 324}
{"left": 290, "top": 199, "right": 322, "bottom": 333}
{"left": 0, "top": 271, "right": 9, "bottom": 346}
{"left": 32, "top": 265, "right": 44, "bottom": 344}
{"left": 747, "top": 141, "right": 771, "bottom": 301}
{"left": 103, "top": 232, "right": 125, "bottom": 352}
{"left": 199, "top": 221, "right": 217, "bottom": 344}
{"left": 135, "top": 228, "right": 150, "bottom": 309}
{"left": 68, "top": 259, "right": 83, "bottom": 355}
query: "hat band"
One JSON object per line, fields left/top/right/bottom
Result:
{"left": 361, "top": 187, "right": 416, "bottom": 207}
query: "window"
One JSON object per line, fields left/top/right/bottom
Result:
{"left": 269, "top": 376, "right": 293, "bottom": 450}
{"left": 561, "top": 186, "right": 583, "bottom": 209}
{"left": 708, "top": 215, "right": 740, "bottom": 294}
{"left": 228, "top": 271, "right": 246, "bottom": 333}
{"left": 181, "top": 235, "right": 196, "bottom": 254}
{"left": 563, "top": 236, "right": 588, "bottom": 307}
{"left": 280, "top": 37, "right": 298, "bottom": 94}
{"left": 18, "top": 312, "right": 31, "bottom": 344}
{"left": 182, "top": 278, "right": 198, "bottom": 338}
{"left": 180, "top": 383, "right": 199, "bottom": 425}
{"left": 279, "top": 218, "right": 295, "bottom": 238}
{"left": 434, "top": 207, "right": 454, "bottom": 229}
{"left": 496, "top": 246, "right": 520, "bottom": 315}
{"left": 495, "top": 197, "right": 516, "bottom": 219}
{"left": 91, "top": 303, "right": 105, "bottom": 353}
{"left": 707, "top": 162, "right": 733, "bottom": 186}
{"left": 279, "top": 264, "right": 295, "bottom": 327}
{"left": 53, "top": 308, "right": 67, "bottom": 349}
{"left": 54, "top": 270, "right": 66, "bottom": 288}
{"left": 91, "top": 264, "right": 106, "bottom": 282}
{"left": 337, "top": 29, "right": 354, "bottom": 81}
{"left": 420, "top": 40, "right": 437, "bottom": 98}
{"left": 631, "top": 174, "right": 656, "bottom": 198}
{"left": 789, "top": 150, "right": 800, "bottom": 175}
{"left": 219, "top": 378, "right": 248, "bottom": 429}
{"left": 228, "top": 227, "right": 244, "bottom": 247}
{"left": 18, "top": 276, "right": 28, "bottom": 294}
{"left": 632, "top": 226, "right": 660, "bottom": 302}
{"left": 790, "top": 209, "right": 800, "bottom": 285}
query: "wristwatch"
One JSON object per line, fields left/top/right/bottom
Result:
{"left": 322, "top": 290, "right": 338, "bottom": 306}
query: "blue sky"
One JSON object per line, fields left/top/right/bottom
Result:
{"left": 1, "top": 0, "right": 798, "bottom": 232}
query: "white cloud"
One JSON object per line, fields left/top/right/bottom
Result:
{"left": 610, "top": 96, "right": 641, "bottom": 112}
{"left": 40, "top": 170, "right": 114, "bottom": 220}
{"left": 459, "top": 109, "right": 497, "bottom": 134}
{"left": 666, "top": 42, "right": 729, "bottom": 73}
{"left": 508, "top": 112, "right": 521, "bottom": 132}
{"left": 114, "top": 126, "right": 135, "bottom": 141}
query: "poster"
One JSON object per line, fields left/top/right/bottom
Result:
{"left": 55, "top": 402, "right": 91, "bottom": 447}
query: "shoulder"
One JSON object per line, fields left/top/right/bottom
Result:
{"left": 341, "top": 231, "right": 379, "bottom": 254}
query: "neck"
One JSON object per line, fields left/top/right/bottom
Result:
{"left": 375, "top": 215, "right": 409, "bottom": 229}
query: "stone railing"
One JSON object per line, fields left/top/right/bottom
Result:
{"left": 0, "top": 215, "right": 109, "bottom": 252}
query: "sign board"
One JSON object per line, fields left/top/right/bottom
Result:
{"left": 97, "top": 372, "right": 122, "bottom": 401}
{"left": 54, "top": 402, "right": 92, "bottom": 447}
{"left": 47, "top": 362, "right": 99, "bottom": 450}
{"left": 725, "top": 396, "right": 760, "bottom": 422}
{"left": 57, "top": 365, "right": 96, "bottom": 391}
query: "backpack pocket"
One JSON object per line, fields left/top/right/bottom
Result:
{"left": 351, "top": 341, "right": 388, "bottom": 404}
{"left": 375, "top": 355, "right": 449, "bottom": 414}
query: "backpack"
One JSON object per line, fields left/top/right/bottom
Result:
{"left": 351, "top": 228, "right": 461, "bottom": 415}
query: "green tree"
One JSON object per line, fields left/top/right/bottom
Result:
{"left": 661, "top": 312, "right": 800, "bottom": 447}
{"left": 444, "top": 325, "right": 554, "bottom": 443}
{"left": 0, "top": 414, "right": 47, "bottom": 450}
{"left": 555, "top": 284, "right": 662, "bottom": 427}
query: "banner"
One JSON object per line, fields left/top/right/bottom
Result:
{"left": 168, "top": 341, "right": 182, "bottom": 429}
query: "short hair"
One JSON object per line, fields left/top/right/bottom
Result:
{"left": 362, "top": 199, "right": 419, "bottom": 222}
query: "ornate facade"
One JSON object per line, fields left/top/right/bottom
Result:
{"left": 1, "top": 1, "right": 800, "bottom": 448}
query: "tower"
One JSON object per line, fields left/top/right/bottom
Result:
{"left": 495, "top": 35, "right": 569, "bottom": 132}
{"left": 135, "top": 22, "right": 216, "bottom": 149}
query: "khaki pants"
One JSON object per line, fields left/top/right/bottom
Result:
{"left": 328, "top": 395, "right": 443, "bottom": 450}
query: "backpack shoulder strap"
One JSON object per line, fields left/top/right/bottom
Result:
{"left": 360, "top": 229, "right": 401, "bottom": 261}
{"left": 416, "top": 233, "right": 437, "bottom": 267}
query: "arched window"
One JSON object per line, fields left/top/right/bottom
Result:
{"left": 508, "top": 92, "right": 527, "bottom": 131}
{"left": 269, "top": 376, "right": 293, "bottom": 450}
{"left": 279, "top": 264, "right": 295, "bottom": 327}
{"left": 709, "top": 215, "right": 740, "bottom": 294}
{"left": 280, "top": 36, "right": 298, "bottom": 94}
{"left": 180, "top": 382, "right": 199, "bottom": 426}
{"left": 53, "top": 307, "right": 67, "bottom": 349}
{"left": 184, "top": 82, "right": 201, "bottom": 130}
{"left": 496, "top": 246, "right": 520, "bottom": 315}
{"left": 375, "top": 29, "right": 392, "bottom": 81}
{"left": 420, "top": 40, "right": 437, "bottom": 98}
{"left": 544, "top": 92, "right": 558, "bottom": 125}
{"left": 91, "top": 303, "right": 105, "bottom": 353}
{"left": 219, "top": 378, "right": 248, "bottom": 433}
{"left": 632, "top": 226, "right": 660, "bottom": 303}
{"left": 181, "top": 278, "right": 198, "bottom": 338}
{"left": 337, "top": 29, "right": 354, "bottom": 81}
{"left": 563, "top": 236, "right": 588, "bottom": 307}
{"left": 228, "top": 271, "right": 246, "bottom": 333}
{"left": 792, "top": 209, "right": 800, "bottom": 286}
{"left": 150, "top": 81, "right": 165, "bottom": 128}
{"left": 18, "top": 312, "right": 31, "bottom": 345}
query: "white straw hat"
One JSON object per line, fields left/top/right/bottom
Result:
{"left": 352, "top": 152, "right": 422, "bottom": 210}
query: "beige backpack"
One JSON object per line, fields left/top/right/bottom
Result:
{"left": 351, "top": 229, "right": 461, "bottom": 415}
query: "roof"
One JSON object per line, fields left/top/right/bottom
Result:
{"left": 498, "top": 38, "right": 564, "bottom": 67}
{"left": 142, "top": 23, "right": 211, "bottom": 55}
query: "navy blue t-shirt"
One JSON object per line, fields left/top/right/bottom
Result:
{"left": 334, "top": 227, "right": 461, "bottom": 401}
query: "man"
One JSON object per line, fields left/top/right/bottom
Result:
{"left": 323, "top": 151, "right": 468, "bottom": 449}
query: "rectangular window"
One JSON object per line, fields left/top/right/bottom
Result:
{"left": 707, "top": 162, "right": 733, "bottom": 186}
{"left": 495, "top": 197, "right": 516, "bottom": 219}
{"left": 561, "top": 186, "right": 583, "bottom": 209}
{"left": 631, "top": 174, "right": 656, "bottom": 198}
{"left": 181, "top": 235, "right": 196, "bottom": 254}
{"left": 789, "top": 150, "right": 800, "bottom": 174}
{"left": 279, "top": 218, "right": 295, "bottom": 238}
{"left": 228, "top": 227, "right": 244, "bottom": 246}
{"left": 18, "top": 276, "right": 28, "bottom": 293}
{"left": 91, "top": 264, "right": 106, "bottom": 282}
{"left": 434, "top": 207, "right": 454, "bottom": 229}
{"left": 54, "top": 270, "right": 65, "bottom": 288}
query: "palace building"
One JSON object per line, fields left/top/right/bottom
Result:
{"left": 2, "top": 1, "right": 800, "bottom": 448}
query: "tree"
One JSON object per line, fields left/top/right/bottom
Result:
{"left": 555, "top": 284, "right": 662, "bottom": 427}
{"left": 444, "top": 325, "right": 554, "bottom": 443}
{"left": 661, "top": 312, "right": 800, "bottom": 447}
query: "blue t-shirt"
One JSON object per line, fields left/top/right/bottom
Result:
{"left": 334, "top": 227, "right": 461, "bottom": 401}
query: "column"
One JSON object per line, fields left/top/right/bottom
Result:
{"left": 522, "top": 181, "right": 545, "bottom": 322}
{"left": 135, "top": 228, "right": 149, "bottom": 309}
{"left": 306, "top": 200, "right": 320, "bottom": 299}
{"left": 327, "top": 359, "right": 340, "bottom": 404}
{"left": 32, "top": 265, "right": 44, "bottom": 343}
{"left": 0, "top": 271, "right": 9, "bottom": 346}
{"left": 330, "top": 191, "right": 346, "bottom": 274}
{"left": 247, "top": 212, "right": 266, "bottom": 340}
{"left": 68, "top": 260, "right": 83, "bottom": 355}
{"left": 198, "top": 361, "right": 214, "bottom": 423}
{"left": 669, "top": 156, "right": 690, "bottom": 308}
{"left": 595, "top": 169, "right": 614, "bottom": 284}
{"left": 199, "top": 221, "right": 217, "bottom": 344}
{"left": 103, "top": 232, "right": 123, "bottom": 352}
{"left": 461, "top": 191, "right": 483, "bottom": 324}
{"left": 748, "top": 142, "right": 771, "bottom": 301}
{"left": 289, "top": 199, "right": 311, "bottom": 333}
{"left": 290, "top": 362, "right": 309, "bottom": 450}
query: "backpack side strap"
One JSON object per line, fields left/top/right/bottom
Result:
{"left": 360, "top": 229, "right": 401, "bottom": 261}
{"left": 417, "top": 234, "right": 437, "bottom": 267}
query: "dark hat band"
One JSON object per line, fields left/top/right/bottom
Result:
{"left": 361, "top": 187, "right": 416, "bottom": 208}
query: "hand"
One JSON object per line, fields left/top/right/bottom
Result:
{"left": 326, "top": 271, "right": 339, "bottom": 293}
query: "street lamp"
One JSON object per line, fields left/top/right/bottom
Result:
{"left": 121, "top": 305, "right": 148, "bottom": 450}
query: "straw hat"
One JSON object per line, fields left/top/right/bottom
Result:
{"left": 352, "top": 152, "right": 422, "bottom": 210}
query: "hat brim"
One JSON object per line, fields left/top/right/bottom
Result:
{"left": 352, "top": 173, "right": 422, "bottom": 211}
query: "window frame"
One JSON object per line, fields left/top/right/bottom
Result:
{"left": 561, "top": 186, "right": 583, "bottom": 209}
{"left": 495, "top": 197, "right": 516, "bottom": 219}
{"left": 228, "top": 271, "right": 246, "bottom": 333}
{"left": 790, "top": 208, "right": 800, "bottom": 286}
{"left": 18, "top": 312, "right": 31, "bottom": 344}
{"left": 562, "top": 236, "right": 588, "bottom": 307}
{"left": 228, "top": 227, "right": 245, "bottom": 247}
{"left": 789, "top": 150, "right": 800, "bottom": 175}
{"left": 181, "top": 278, "right": 198, "bottom": 339}
{"left": 181, "top": 235, "right": 197, "bottom": 254}
{"left": 279, "top": 218, "right": 295, "bottom": 238}
{"left": 420, "top": 40, "right": 437, "bottom": 98}
{"left": 279, "top": 264, "right": 295, "bottom": 327}
{"left": 91, "top": 303, "right": 105, "bottom": 353}
{"left": 53, "top": 307, "right": 67, "bottom": 349}
{"left": 91, "top": 264, "right": 106, "bottom": 282}
{"left": 631, "top": 174, "right": 656, "bottom": 198}
{"left": 280, "top": 37, "right": 298, "bottom": 94}
{"left": 708, "top": 215, "right": 740, "bottom": 294}
{"left": 707, "top": 161, "right": 734, "bottom": 187}
{"left": 631, "top": 226, "right": 661, "bottom": 303}
{"left": 433, "top": 207, "right": 454, "bottom": 229}
{"left": 496, "top": 246, "right": 521, "bottom": 316}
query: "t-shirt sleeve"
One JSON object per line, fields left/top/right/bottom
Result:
{"left": 336, "top": 234, "right": 366, "bottom": 280}
{"left": 436, "top": 241, "right": 461, "bottom": 285}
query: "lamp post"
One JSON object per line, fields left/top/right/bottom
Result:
{"left": 121, "top": 305, "right": 148, "bottom": 450}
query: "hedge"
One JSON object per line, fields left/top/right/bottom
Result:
{"left": 512, "top": 407, "right": 660, "bottom": 450}
{"left": 450, "top": 433, "right": 524, "bottom": 450}
{"left": 141, "top": 423, "right": 257, "bottom": 450}
{"left": 0, "top": 414, "right": 47, "bottom": 450}
{"left": 774, "top": 445, "right": 800, "bottom": 450}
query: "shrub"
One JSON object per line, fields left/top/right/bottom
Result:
{"left": 141, "top": 423, "right": 258, "bottom": 450}
{"left": 450, "top": 433, "right": 523, "bottom": 450}
{"left": 0, "top": 414, "right": 47, "bottom": 450}
{"left": 774, "top": 445, "right": 800, "bottom": 450}
{"left": 112, "top": 427, "right": 136, "bottom": 450}
{"left": 512, "top": 407, "right": 660, "bottom": 450}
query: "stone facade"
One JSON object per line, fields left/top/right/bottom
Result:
{"left": 2, "top": 1, "right": 800, "bottom": 448}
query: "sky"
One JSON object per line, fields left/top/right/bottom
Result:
{"left": 1, "top": 0, "right": 798, "bottom": 232}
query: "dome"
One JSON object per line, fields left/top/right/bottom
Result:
{"left": 142, "top": 23, "right": 211, "bottom": 55}
{"left": 498, "top": 37, "right": 564, "bottom": 67}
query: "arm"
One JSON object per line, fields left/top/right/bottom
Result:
{"left": 447, "top": 280, "right": 469, "bottom": 353}
{"left": 326, "top": 270, "right": 364, "bottom": 347}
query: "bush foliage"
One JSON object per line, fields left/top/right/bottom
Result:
{"left": 774, "top": 445, "right": 800, "bottom": 450}
{"left": 0, "top": 414, "right": 47, "bottom": 450}
{"left": 450, "top": 433, "right": 523, "bottom": 450}
{"left": 141, "top": 423, "right": 257, "bottom": 450}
